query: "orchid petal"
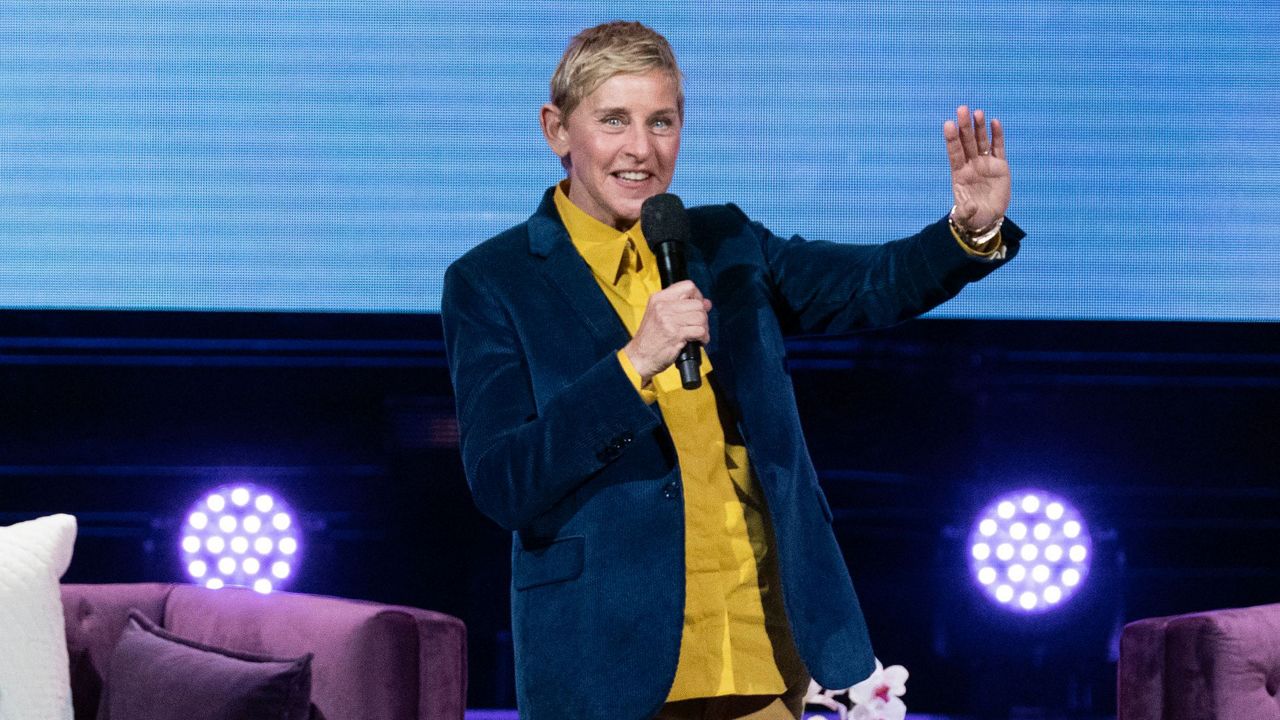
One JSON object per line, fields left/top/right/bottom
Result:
{"left": 848, "top": 661, "right": 885, "bottom": 703}
{"left": 849, "top": 705, "right": 877, "bottom": 720}
{"left": 883, "top": 697, "right": 908, "bottom": 720}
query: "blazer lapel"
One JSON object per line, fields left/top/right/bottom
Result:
{"left": 525, "top": 186, "right": 736, "bottom": 393}
{"left": 527, "top": 190, "right": 631, "bottom": 352}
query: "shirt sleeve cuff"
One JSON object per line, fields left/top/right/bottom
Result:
{"left": 616, "top": 349, "right": 658, "bottom": 405}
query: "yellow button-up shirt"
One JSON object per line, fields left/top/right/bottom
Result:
{"left": 553, "top": 182, "right": 806, "bottom": 701}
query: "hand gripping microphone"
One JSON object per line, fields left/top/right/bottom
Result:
{"left": 641, "top": 193, "right": 702, "bottom": 390}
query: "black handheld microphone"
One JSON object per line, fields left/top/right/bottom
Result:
{"left": 641, "top": 193, "right": 702, "bottom": 390}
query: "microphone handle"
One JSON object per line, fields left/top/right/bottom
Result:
{"left": 676, "top": 342, "right": 701, "bottom": 390}
{"left": 653, "top": 240, "right": 702, "bottom": 390}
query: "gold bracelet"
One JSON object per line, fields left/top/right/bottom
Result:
{"left": 949, "top": 206, "right": 1004, "bottom": 248}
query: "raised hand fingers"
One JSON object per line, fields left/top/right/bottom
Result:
{"left": 944, "top": 105, "right": 986, "bottom": 170}
{"left": 973, "top": 109, "right": 990, "bottom": 155}
{"left": 944, "top": 104, "right": 1012, "bottom": 230}
{"left": 943, "top": 119, "right": 966, "bottom": 172}
{"left": 955, "top": 105, "right": 980, "bottom": 160}
{"left": 990, "top": 118, "right": 1005, "bottom": 159}
{"left": 944, "top": 106, "right": 1003, "bottom": 166}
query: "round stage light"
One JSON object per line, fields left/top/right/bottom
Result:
{"left": 967, "top": 489, "right": 1092, "bottom": 614}
{"left": 180, "top": 483, "right": 301, "bottom": 593}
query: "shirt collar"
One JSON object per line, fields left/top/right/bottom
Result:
{"left": 553, "top": 180, "right": 648, "bottom": 285}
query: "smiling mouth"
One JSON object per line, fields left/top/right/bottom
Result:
{"left": 612, "top": 170, "right": 653, "bottom": 183}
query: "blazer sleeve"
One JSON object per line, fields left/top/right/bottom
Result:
{"left": 731, "top": 205, "right": 1023, "bottom": 336}
{"left": 441, "top": 260, "right": 660, "bottom": 533}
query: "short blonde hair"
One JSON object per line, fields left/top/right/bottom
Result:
{"left": 550, "top": 21, "right": 684, "bottom": 121}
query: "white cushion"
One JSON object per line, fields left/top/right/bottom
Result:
{"left": 0, "top": 514, "right": 77, "bottom": 720}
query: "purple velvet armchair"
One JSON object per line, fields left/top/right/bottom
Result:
{"left": 1117, "top": 602, "right": 1280, "bottom": 720}
{"left": 61, "top": 583, "right": 467, "bottom": 720}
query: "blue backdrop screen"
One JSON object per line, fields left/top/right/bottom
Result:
{"left": 2, "top": 2, "right": 1276, "bottom": 319}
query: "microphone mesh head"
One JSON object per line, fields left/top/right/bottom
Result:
{"left": 641, "top": 193, "right": 691, "bottom": 250}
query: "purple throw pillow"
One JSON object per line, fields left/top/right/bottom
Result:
{"left": 96, "top": 609, "right": 312, "bottom": 720}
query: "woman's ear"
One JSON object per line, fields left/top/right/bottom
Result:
{"left": 540, "top": 103, "right": 570, "bottom": 159}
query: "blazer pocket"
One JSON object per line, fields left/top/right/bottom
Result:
{"left": 813, "top": 486, "right": 834, "bottom": 524}
{"left": 513, "top": 535, "right": 585, "bottom": 591}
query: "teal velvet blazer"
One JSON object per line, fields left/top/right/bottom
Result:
{"left": 441, "top": 187, "right": 1022, "bottom": 719}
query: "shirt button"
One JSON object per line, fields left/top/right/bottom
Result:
{"left": 662, "top": 481, "right": 678, "bottom": 499}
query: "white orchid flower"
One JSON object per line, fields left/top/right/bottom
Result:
{"left": 849, "top": 659, "right": 909, "bottom": 705}
{"left": 803, "top": 658, "right": 909, "bottom": 720}
{"left": 849, "top": 697, "right": 907, "bottom": 720}
{"left": 846, "top": 658, "right": 910, "bottom": 720}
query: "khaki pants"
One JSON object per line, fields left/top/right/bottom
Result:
{"left": 653, "top": 672, "right": 811, "bottom": 720}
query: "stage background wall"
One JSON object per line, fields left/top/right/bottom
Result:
{"left": 2, "top": 2, "right": 1277, "bottom": 319}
